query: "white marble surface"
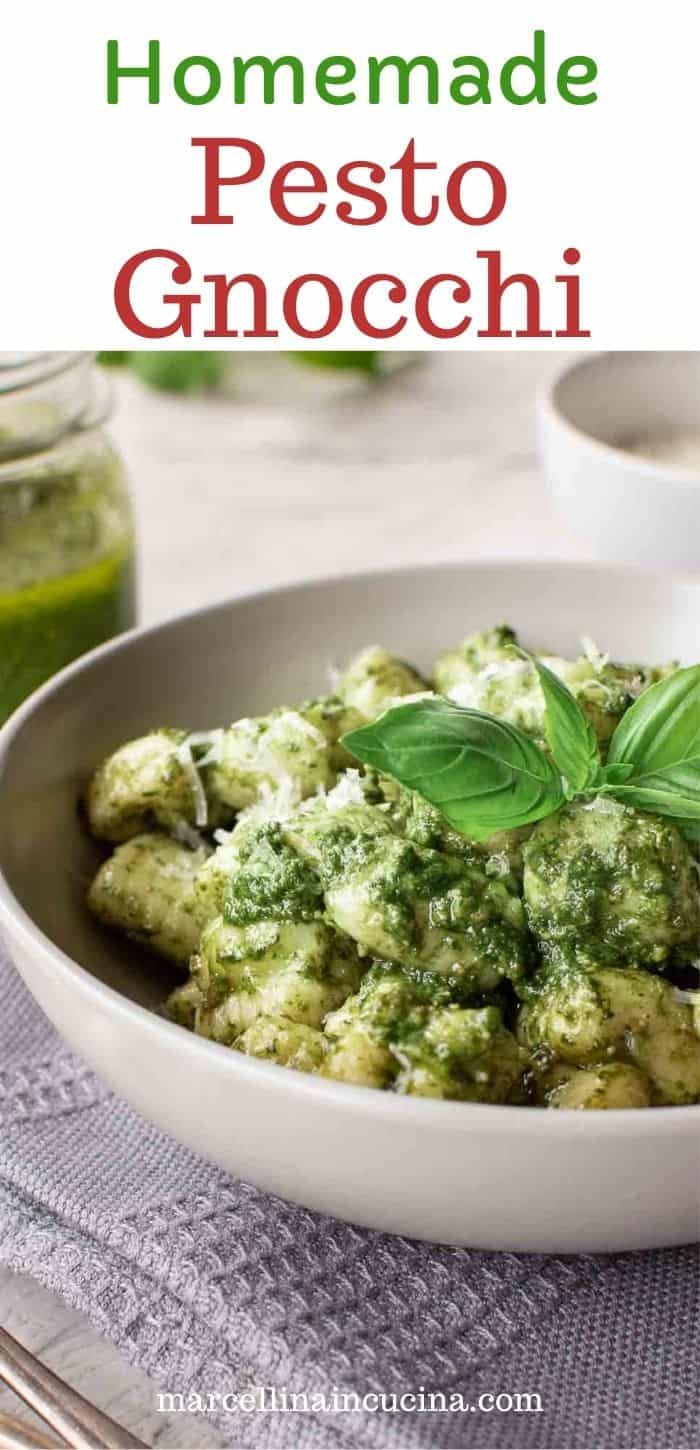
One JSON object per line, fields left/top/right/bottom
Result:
{"left": 0, "top": 351, "right": 586, "bottom": 1449}
{"left": 118, "top": 351, "right": 582, "bottom": 624}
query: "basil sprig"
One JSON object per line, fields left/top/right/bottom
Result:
{"left": 343, "top": 659, "right": 700, "bottom": 841}
{"left": 524, "top": 653, "right": 600, "bottom": 795}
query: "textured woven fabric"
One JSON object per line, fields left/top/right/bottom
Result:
{"left": 0, "top": 946, "right": 698, "bottom": 1450}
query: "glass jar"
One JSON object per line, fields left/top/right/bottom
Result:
{"left": 0, "top": 353, "right": 136, "bottom": 725}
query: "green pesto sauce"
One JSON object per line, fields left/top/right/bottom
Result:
{"left": 0, "top": 547, "right": 135, "bottom": 724}
{"left": 224, "top": 824, "right": 323, "bottom": 925}
{"left": 523, "top": 802, "right": 699, "bottom": 970}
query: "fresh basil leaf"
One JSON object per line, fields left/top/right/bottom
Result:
{"left": 677, "top": 819, "right": 700, "bottom": 843}
{"left": 607, "top": 664, "right": 700, "bottom": 768}
{"left": 606, "top": 664, "right": 700, "bottom": 813}
{"left": 97, "top": 352, "right": 128, "bottom": 367}
{"left": 342, "top": 697, "right": 565, "bottom": 841}
{"left": 294, "top": 351, "right": 380, "bottom": 375}
{"left": 598, "top": 762, "right": 635, "bottom": 787}
{"left": 128, "top": 352, "right": 228, "bottom": 393}
{"left": 603, "top": 784, "right": 700, "bottom": 820}
{"left": 521, "top": 651, "right": 600, "bottom": 793}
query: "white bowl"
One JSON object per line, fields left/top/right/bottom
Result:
{"left": 0, "top": 563, "right": 698, "bottom": 1254}
{"left": 539, "top": 353, "right": 700, "bottom": 571}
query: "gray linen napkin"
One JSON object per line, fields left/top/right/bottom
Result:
{"left": 0, "top": 946, "right": 697, "bottom": 1450}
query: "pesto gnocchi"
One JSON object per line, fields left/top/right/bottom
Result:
{"left": 85, "top": 632, "right": 700, "bottom": 1110}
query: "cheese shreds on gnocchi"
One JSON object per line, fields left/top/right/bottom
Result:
{"left": 85, "top": 630, "right": 700, "bottom": 1109}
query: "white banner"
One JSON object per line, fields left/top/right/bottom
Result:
{"left": 2, "top": 0, "right": 698, "bottom": 348}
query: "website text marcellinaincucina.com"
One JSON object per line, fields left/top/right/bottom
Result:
{"left": 157, "top": 1386, "right": 544, "bottom": 1416}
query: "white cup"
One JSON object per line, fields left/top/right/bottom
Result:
{"left": 538, "top": 353, "right": 700, "bottom": 572}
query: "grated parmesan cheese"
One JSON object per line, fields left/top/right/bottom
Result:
{"left": 580, "top": 636, "right": 609, "bottom": 672}
{"left": 386, "top": 689, "right": 435, "bottom": 708}
{"left": 176, "top": 740, "right": 209, "bottom": 828}
{"left": 581, "top": 794, "right": 624, "bottom": 816}
{"left": 236, "top": 776, "right": 303, "bottom": 829}
{"left": 277, "top": 710, "right": 327, "bottom": 747}
{"left": 449, "top": 660, "right": 530, "bottom": 708}
{"left": 325, "top": 769, "right": 367, "bottom": 811}
{"left": 447, "top": 681, "right": 481, "bottom": 708}
{"left": 185, "top": 728, "right": 225, "bottom": 767}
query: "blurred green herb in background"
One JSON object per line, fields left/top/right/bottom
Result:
{"left": 295, "top": 352, "right": 380, "bottom": 375}
{"left": 98, "top": 351, "right": 381, "bottom": 392}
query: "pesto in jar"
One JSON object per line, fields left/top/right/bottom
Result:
{"left": 0, "top": 548, "right": 134, "bottom": 723}
{"left": 0, "top": 368, "right": 136, "bottom": 724}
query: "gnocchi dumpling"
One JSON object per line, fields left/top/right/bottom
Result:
{"left": 84, "top": 629, "right": 699, "bottom": 1111}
